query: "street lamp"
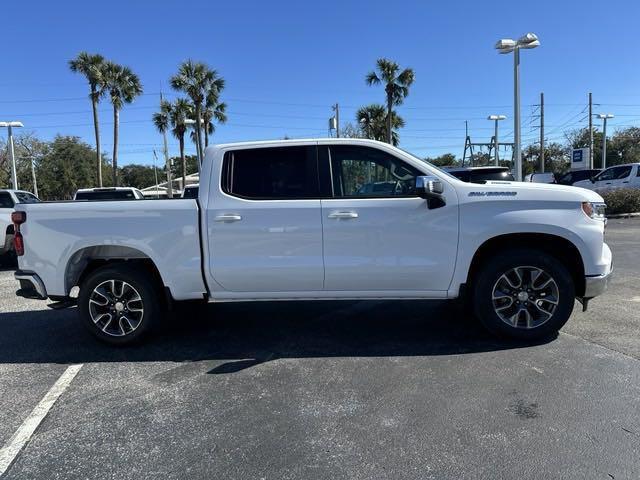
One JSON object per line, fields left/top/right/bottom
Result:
{"left": 597, "top": 113, "right": 614, "bottom": 169}
{"left": 0, "top": 121, "right": 24, "bottom": 190}
{"left": 495, "top": 33, "right": 540, "bottom": 181}
{"left": 487, "top": 115, "right": 506, "bottom": 165}
{"left": 184, "top": 118, "right": 198, "bottom": 165}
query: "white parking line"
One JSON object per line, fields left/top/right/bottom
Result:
{"left": 0, "top": 364, "right": 83, "bottom": 476}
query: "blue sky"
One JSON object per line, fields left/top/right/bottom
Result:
{"left": 2, "top": 0, "right": 639, "bottom": 167}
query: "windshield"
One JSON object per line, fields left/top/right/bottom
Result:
{"left": 397, "top": 147, "right": 461, "bottom": 181}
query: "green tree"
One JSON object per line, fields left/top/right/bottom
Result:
{"left": 166, "top": 155, "right": 198, "bottom": 181}
{"left": 170, "top": 60, "right": 225, "bottom": 164}
{"left": 201, "top": 89, "right": 227, "bottom": 147}
{"left": 103, "top": 61, "right": 143, "bottom": 186}
{"left": 366, "top": 58, "right": 415, "bottom": 144}
{"left": 69, "top": 52, "right": 107, "bottom": 186}
{"left": 356, "top": 104, "right": 405, "bottom": 146}
{"left": 523, "top": 142, "right": 569, "bottom": 175}
{"left": 608, "top": 127, "right": 640, "bottom": 166}
{"left": 119, "top": 164, "right": 157, "bottom": 189}
{"left": 37, "top": 136, "right": 109, "bottom": 200}
{"left": 153, "top": 98, "right": 194, "bottom": 189}
{"left": 425, "top": 153, "right": 458, "bottom": 167}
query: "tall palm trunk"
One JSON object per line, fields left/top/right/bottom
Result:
{"left": 386, "top": 89, "right": 393, "bottom": 145}
{"left": 179, "top": 134, "right": 186, "bottom": 191}
{"left": 91, "top": 87, "right": 103, "bottom": 187}
{"left": 194, "top": 103, "right": 204, "bottom": 168}
{"left": 112, "top": 107, "right": 119, "bottom": 186}
{"left": 204, "top": 125, "right": 209, "bottom": 148}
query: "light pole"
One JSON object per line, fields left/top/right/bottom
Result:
{"left": 495, "top": 33, "right": 540, "bottom": 181}
{"left": 487, "top": 115, "right": 506, "bottom": 165}
{"left": 0, "top": 121, "right": 24, "bottom": 190}
{"left": 598, "top": 113, "right": 614, "bottom": 169}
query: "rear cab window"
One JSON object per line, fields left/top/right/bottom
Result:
{"left": 222, "top": 146, "right": 319, "bottom": 200}
{"left": 75, "top": 190, "right": 137, "bottom": 201}
{"left": 0, "top": 192, "right": 14, "bottom": 208}
{"left": 14, "top": 192, "right": 39, "bottom": 204}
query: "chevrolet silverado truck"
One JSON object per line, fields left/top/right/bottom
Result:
{"left": 12, "top": 139, "right": 612, "bottom": 345}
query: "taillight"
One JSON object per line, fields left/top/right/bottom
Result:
{"left": 11, "top": 211, "right": 26, "bottom": 225}
{"left": 11, "top": 211, "right": 26, "bottom": 256}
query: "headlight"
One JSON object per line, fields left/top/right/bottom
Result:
{"left": 582, "top": 202, "right": 606, "bottom": 221}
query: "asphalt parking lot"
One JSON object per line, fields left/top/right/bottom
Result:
{"left": 0, "top": 218, "right": 638, "bottom": 479}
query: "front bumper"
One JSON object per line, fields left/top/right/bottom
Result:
{"left": 15, "top": 270, "right": 47, "bottom": 300}
{"left": 583, "top": 268, "right": 613, "bottom": 298}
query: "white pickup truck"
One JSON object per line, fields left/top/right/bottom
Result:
{"left": 12, "top": 139, "right": 612, "bottom": 345}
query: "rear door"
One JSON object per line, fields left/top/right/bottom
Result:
{"left": 319, "top": 144, "right": 459, "bottom": 293}
{"left": 207, "top": 145, "right": 324, "bottom": 292}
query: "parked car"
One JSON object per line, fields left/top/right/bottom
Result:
{"left": 524, "top": 172, "right": 556, "bottom": 183}
{"left": 0, "top": 189, "right": 39, "bottom": 261}
{"left": 573, "top": 163, "right": 640, "bottom": 192}
{"left": 443, "top": 166, "right": 515, "bottom": 183}
{"left": 181, "top": 184, "right": 199, "bottom": 199}
{"left": 556, "top": 169, "right": 602, "bottom": 186}
{"left": 13, "top": 138, "right": 612, "bottom": 345}
{"left": 74, "top": 187, "right": 145, "bottom": 201}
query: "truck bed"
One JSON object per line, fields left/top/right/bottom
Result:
{"left": 14, "top": 199, "right": 206, "bottom": 300}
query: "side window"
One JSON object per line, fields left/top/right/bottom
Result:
{"left": 329, "top": 146, "right": 420, "bottom": 197}
{"left": 614, "top": 166, "right": 632, "bottom": 179}
{"left": 0, "top": 192, "right": 14, "bottom": 208}
{"left": 223, "top": 146, "right": 318, "bottom": 200}
{"left": 595, "top": 167, "right": 616, "bottom": 181}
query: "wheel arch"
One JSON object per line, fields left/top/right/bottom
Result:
{"left": 465, "top": 233, "right": 586, "bottom": 297}
{"left": 65, "top": 245, "right": 169, "bottom": 302}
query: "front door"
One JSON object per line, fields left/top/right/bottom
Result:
{"left": 207, "top": 145, "right": 324, "bottom": 292}
{"left": 320, "top": 145, "right": 459, "bottom": 293}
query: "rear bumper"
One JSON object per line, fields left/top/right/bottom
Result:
{"left": 15, "top": 270, "right": 47, "bottom": 300}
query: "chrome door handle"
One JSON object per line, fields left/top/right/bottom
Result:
{"left": 214, "top": 214, "right": 242, "bottom": 222}
{"left": 328, "top": 211, "right": 358, "bottom": 219}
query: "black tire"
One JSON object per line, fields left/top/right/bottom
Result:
{"left": 78, "top": 264, "right": 162, "bottom": 345}
{"left": 472, "top": 248, "right": 575, "bottom": 340}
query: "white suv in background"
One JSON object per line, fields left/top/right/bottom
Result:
{"left": 0, "top": 189, "right": 39, "bottom": 260}
{"left": 573, "top": 163, "right": 640, "bottom": 191}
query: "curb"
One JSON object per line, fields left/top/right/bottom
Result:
{"left": 607, "top": 212, "right": 640, "bottom": 219}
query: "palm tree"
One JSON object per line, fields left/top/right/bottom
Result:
{"left": 189, "top": 90, "right": 227, "bottom": 147}
{"left": 365, "top": 58, "right": 415, "bottom": 144}
{"left": 357, "top": 104, "right": 405, "bottom": 146}
{"left": 69, "top": 52, "right": 106, "bottom": 186}
{"left": 103, "top": 62, "right": 143, "bottom": 186}
{"left": 170, "top": 60, "right": 224, "bottom": 164}
{"left": 153, "top": 98, "right": 193, "bottom": 190}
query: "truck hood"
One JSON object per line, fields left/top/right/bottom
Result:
{"left": 472, "top": 180, "right": 605, "bottom": 203}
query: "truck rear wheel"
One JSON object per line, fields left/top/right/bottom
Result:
{"left": 78, "top": 264, "right": 162, "bottom": 345}
{"left": 472, "top": 249, "right": 575, "bottom": 340}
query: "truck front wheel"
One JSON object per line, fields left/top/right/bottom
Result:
{"left": 472, "top": 249, "right": 575, "bottom": 340}
{"left": 78, "top": 264, "right": 162, "bottom": 345}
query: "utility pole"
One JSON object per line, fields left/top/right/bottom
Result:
{"left": 27, "top": 157, "right": 38, "bottom": 197}
{"left": 160, "top": 92, "right": 173, "bottom": 198}
{"left": 588, "top": 92, "right": 593, "bottom": 170}
{"left": 539, "top": 92, "right": 545, "bottom": 172}
{"left": 152, "top": 150, "right": 160, "bottom": 199}
{"left": 332, "top": 103, "right": 340, "bottom": 137}
{"left": 598, "top": 113, "right": 615, "bottom": 169}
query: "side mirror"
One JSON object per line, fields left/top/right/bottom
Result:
{"left": 415, "top": 175, "right": 446, "bottom": 209}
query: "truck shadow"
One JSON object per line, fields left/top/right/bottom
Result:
{"left": 0, "top": 300, "right": 555, "bottom": 372}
